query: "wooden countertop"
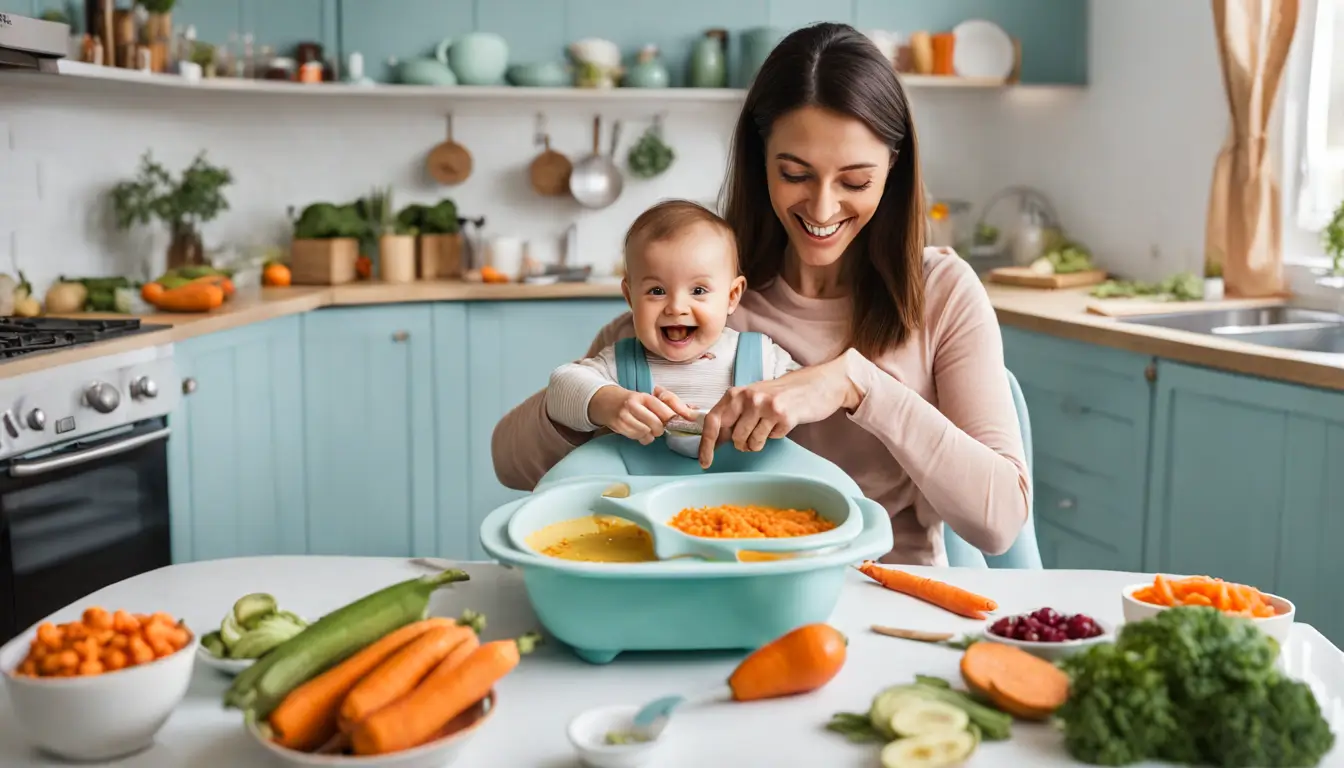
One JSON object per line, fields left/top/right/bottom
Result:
{"left": 6, "top": 278, "right": 1344, "bottom": 392}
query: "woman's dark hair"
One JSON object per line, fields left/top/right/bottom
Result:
{"left": 721, "top": 22, "right": 925, "bottom": 356}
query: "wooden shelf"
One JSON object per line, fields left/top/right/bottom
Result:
{"left": 0, "top": 60, "right": 1048, "bottom": 103}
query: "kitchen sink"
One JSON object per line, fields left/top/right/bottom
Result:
{"left": 1119, "top": 307, "right": 1344, "bottom": 355}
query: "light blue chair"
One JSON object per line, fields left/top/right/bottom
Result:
{"left": 943, "top": 369, "right": 1043, "bottom": 569}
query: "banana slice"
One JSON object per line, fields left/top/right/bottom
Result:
{"left": 890, "top": 700, "right": 971, "bottom": 738}
{"left": 880, "top": 730, "right": 977, "bottom": 768}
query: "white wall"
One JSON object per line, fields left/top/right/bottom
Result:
{"left": 0, "top": 1, "right": 1236, "bottom": 293}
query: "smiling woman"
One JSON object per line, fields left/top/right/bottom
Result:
{"left": 492, "top": 23, "right": 1031, "bottom": 566}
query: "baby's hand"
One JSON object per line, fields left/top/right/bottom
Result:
{"left": 588, "top": 386, "right": 684, "bottom": 445}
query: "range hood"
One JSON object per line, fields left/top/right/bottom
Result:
{"left": 0, "top": 11, "right": 69, "bottom": 72}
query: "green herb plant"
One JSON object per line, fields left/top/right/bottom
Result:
{"left": 1057, "top": 606, "right": 1335, "bottom": 767}
{"left": 397, "top": 199, "right": 459, "bottom": 236}
{"left": 1321, "top": 198, "right": 1344, "bottom": 277}
{"left": 111, "top": 151, "right": 233, "bottom": 233}
{"left": 138, "top": 0, "right": 176, "bottom": 13}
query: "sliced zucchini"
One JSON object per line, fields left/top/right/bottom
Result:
{"left": 201, "top": 630, "right": 226, "bottom": 658}
{"left": 869, "top": 690, "right": 930, "bottom": 739}
{"left": 232, "top": 593, "right": 278, "bottom": 630}
{"left": 890, "top": 700, "right": 970, "bottom": 738}
{"left": 879, "top": 730, "right": 977, "bottom": 768}
{"left": 219, "top": 612, "right": 245, "bottom": 649}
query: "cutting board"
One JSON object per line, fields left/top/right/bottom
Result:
{"left": 988, "top": 267, "right": 1108, "bottom": 289}
{"left": 1085, "top": 296, "right": 1285, "bottom": 318}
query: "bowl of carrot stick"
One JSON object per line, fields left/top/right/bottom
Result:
{"left": 1122, "top": 575, "right": 1295, "bottom": 644}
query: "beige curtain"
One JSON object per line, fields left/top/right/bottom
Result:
{"left": 1205, "top": 0, "right": 1299, "bottom": 297}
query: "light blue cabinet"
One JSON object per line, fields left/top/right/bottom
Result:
{"left": 431, "top": 303, "right": 472, "bottom": 559}
{"left": 168, "top": 316, "right": 307, "bottom": 563}
{"left": 1001, "top": 327, "right": 1153, "bottom": 573}
{"left": 1146, "top": 360, "right": 1344, "bottom": 645}
{"left": 462, "top": 299, "right": 626, "bottom": 559}
{"left": 301, "top": 305, "right": 436, "bottom": 558}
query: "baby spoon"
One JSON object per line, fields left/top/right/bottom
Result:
{"left": 630, "top": 684, "right": 732, "bottom": 735}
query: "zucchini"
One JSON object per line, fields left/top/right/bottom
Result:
{"left": 870, "top": 684, "right": 1012, "bottom": 741}
{"left": 220, "top": 612, "right": 245, "bottom": 650}
{"left": 225, "top": 568, "right": 469, "bottom": 719}
{"left": 233, "top": 593, "right": 278, "bottom": 630}
{"left": 201, "top": 630, "right": 226, "bottom": 658}
{"left": 880, "top": 730, "right": 976, "bottom": 768}
{"left": 890, "top": 700, "right": 970, "bottom": 738}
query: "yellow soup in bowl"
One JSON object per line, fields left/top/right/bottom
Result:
{"left": 527, "top": 516, "right": 657, "bottom": 563}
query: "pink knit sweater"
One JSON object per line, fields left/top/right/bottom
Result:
{"left": 490, "top": 248, "right": 1031, "bottom": 564}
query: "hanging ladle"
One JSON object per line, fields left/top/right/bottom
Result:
{"left": 568, "top": 115, "right": 623, "bottom": 209}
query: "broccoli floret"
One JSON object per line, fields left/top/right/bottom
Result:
{"left": 1058, "top": 644, "right": 1183, "bottom": 766}
{"left": 293, "top": 202, "right": 366, "bottom": 240}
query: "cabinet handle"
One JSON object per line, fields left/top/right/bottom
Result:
{"left": 1144, "top": 363, "right": 1157, "bottom": 383}
{"left": 391, "top": 330, "right": 410, "bottom": 343}
{"left": 1057, "top": 497, "right": 1075, "bottom": 510}
{"left": 181, "top": 377, "right": 198, "bottom": 395}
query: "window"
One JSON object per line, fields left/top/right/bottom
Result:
{"left": 1284, "top": 0, "right": 1344, "bottom": 272}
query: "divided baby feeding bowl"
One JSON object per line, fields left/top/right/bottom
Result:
{"left": 481, "top": 473, "right": 894, "bottom": 665}
{"left": 506, "top": 473, "right": 864, "bottom": 563}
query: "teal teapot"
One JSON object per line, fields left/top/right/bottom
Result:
{"left": 397, "top": 54, "right": 456, "bottom": 86}
{"left": 438, "top": 32, "right": 508, "bottom": 86}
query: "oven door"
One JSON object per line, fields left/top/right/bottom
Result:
{"left": 0, "top": 417, "right": 171, "bottom": 643}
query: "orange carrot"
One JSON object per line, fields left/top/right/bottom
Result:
{"left": 1130, "top": 574, "right": 1280, "bottom": 618}
{"left": 857, "top": 561, "right": 998, "bottom": 619}
{"left": 148, "top": 282, "right": 224, "bottom": 313}
{"left": 338, "top": 624, "right": 475, "bottom": 732}
{"left": 350, "top": 633, "right": 540, "bottom": 756}
{"left": 417, "top": 631, "right": 480, "bottom": 688}
{"left": 727, "top": 623, "right": 846, "bottom": 702}
{"left": 266, "top": 617, "right": 455, "bottom": 752}
{"left": 960, "top": 641, "right": 1069, "bottom": 720}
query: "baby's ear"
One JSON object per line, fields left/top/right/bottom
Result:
{"left": 726, "top": 275, "right": 747, "bottom": 313}
{"left": 620, "top": 278, "right": 632, "bottom": 306}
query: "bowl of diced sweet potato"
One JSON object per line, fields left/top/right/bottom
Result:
{"left": 0, "top": 606, "right": 198, "bottom": 761}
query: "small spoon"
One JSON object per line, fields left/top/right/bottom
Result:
{"left": 631, "top": 684, "right": 732, "bottom": 734}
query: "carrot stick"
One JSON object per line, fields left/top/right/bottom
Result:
{"left": 960, "top": 641, "right": 1069, "bottom": 720}
{"left": 856, "top": 561, "right": 997, "bottom": 619}
{"left": 337, "top": 624, "right": 474, "bottom": 733}
{"left": 350, "top": 633, "right": 541, "bottom": 756}
{"left": 267, "top": 612, "right": 481, "bottom": 753}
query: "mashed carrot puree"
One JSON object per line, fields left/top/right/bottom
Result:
{"left": 537, "top": 517, "right": 656, "bottom": 562}
{"left": 668, "top": 504, "right": 835, "bottom": 539}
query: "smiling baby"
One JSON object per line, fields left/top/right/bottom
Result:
{"left": 546, "top": 199, "right": 800, "bottom": 444}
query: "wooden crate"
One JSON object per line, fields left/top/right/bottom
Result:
{"left": 419, "top": 233, "right": 463, "bottom": 280}
{"left": 290, "top": 238, "right": 359, "bottom": 285}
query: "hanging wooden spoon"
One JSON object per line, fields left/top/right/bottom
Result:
{"left": 426, "top": 113, "right": 473, "bottom": 185}
{"left": 530, "top": 134, "right": 572, "bottom": 197}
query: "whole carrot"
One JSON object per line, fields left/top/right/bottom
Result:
{"left": 350, "top": 633, "right": 541, "bottom": 756}
{"left": 417, "top": 629, "right": 480, "bottom": 688}
{"left": 338, "top": 625, "right": 471, "bottom": 732}
{"left": 728, "top": 623, "right": 847, "bottom": 701}
{"left": 857, "top": 561, "right": 997, "bottom": 619}
{"left": 267, "top": 611, "right": 481, "bottom": 752}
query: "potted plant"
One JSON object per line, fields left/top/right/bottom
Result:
{"left": 138, "top": 0, "right": 175, "bottom": 73}
{"left": 111, "top": 150, "right": 233, "bottom": 271}
{"left": 1203, "top": 259, "right": 1224, "bottom": 301}
{"left": 1321, "top": 198, "right": 1344, "bottom": 285}
{"left": 289, "top": 201, "right": 365, "bottom": 284}
{"left": 397, "top": 199, "right": 461, "bottom": 279}
{"left": 368, "top": 187, "right": 416, "bottom": 284}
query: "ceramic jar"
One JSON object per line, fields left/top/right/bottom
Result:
{"left": 438, "top": 32, "right": 508, "bottom": 85}
{"left": 624, "top": 45, "right": 669, "bottom": 88}
{"left": 689, "top": 29, "right": 728, "bottom": 88}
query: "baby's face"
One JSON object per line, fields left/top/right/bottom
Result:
{"left": 622, "top": 223, "right": 746, "bottom": 363}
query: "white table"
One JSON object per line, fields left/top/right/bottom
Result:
{"left": 1, "top": 557, "right": 1342, "bottom": 767}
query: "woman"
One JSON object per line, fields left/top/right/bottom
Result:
{"left": 491, "top": 23, "right": 1029, "bottom": 565}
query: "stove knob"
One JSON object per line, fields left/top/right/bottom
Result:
{"left": 26, "top": 409, "right": 45, "bottom": 431}
{"left": 131, "top": 376, "right": 159, "bottom": 400}
{"left": 84, "top": 382, "right": 121, "bottom": 414}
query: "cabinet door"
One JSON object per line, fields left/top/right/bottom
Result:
{"left": 302, "top": 306, "right": 435, "bottom": 558}
{"left": 168, "top": 316, "right": 306, "bottom": 562}
{"left": 430, "top": 303, "right": 471, "bottom": 559}
{"left": 464, "top": 299, "right": 626, "bottom": 560}
{"left": 1001, "top": 328, "right": 1153, "bottom": 571}
{"left": 1147, "top": 361, "right": 1344, "bottom": 645}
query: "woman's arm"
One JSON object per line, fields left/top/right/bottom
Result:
{"left": 490, "top": 314, "right": 635, "bottom": 490}
{"left": 844, "top": 266, "right": 1030, "bottom": 556}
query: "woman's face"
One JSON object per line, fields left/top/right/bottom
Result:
{"left": 765, "top": 105, "right": 893, "bottom": 270}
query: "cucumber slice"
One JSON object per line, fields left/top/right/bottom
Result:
{"left": 201, "top": 631, "right": 226, "bottom": 658}
{"left": 233, "top": 593, "right": 278, "bottom": 630}
{"left": 890, "top": 700, "right": 970, "bottom": 738}
{"left": 220, "top": 612, "right": 245, "bottom": 650}
{"left": 869, "top": 690, "right": 930, "bottom": 739}
{"left": 880, "top": 731, "right": 976, "bottom": 768}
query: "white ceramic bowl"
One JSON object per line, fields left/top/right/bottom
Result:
{"left": 0, "top": 626, "right": 198, "bottom": 762}
{"left": 196, "top": 644, "right": 253, "bottom": 675}
{"left": 1120, "top": 583, "right": 1296, "bottom": 645}
{"left": 248, "top": 691, "right": 496, "bottom": 767}
{"left": 982, "top": 618, "right": 1113, "bottom": 662}
{"left": 568, "top": 704, "right": 668, "bottom": 768}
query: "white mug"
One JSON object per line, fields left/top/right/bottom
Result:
{"left": 488, "top": 237, "right": 525, "bottom": 279}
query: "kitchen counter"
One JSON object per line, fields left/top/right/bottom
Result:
{"left": 1, "top": 557, "right": 1340, "bottom": 767}
{"left": 9, "top": 277, "right": 1344, "bottom": 391}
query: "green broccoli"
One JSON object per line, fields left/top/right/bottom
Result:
{"left": 1058, "top": 606, "right": 1335, "bottom": 767}
{"left": 292, "top": 202, "right": 366, "bottom": 240}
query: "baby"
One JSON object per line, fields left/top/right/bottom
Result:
{"left": 547, "top": 199, "right": 800, "bottom": 445}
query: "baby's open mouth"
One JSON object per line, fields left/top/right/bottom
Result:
{"left": 660, "top": 325, "right": 696, "bottom": 345}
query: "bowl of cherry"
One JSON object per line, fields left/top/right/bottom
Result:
{"left": 984, "top": 608, "right": 1111, "bottom": 662}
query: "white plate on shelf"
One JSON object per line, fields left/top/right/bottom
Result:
{"left": 952, "top": 19, "right": 1015, "bottom": 80}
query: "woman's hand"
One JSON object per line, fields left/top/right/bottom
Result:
{"left": 588, "top": 385, "right": 697, "bottom": 445}
{"left": 697, "top": 356, "right": 865, "bottom": 467}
